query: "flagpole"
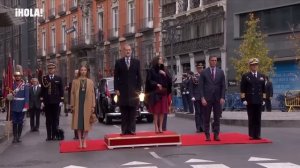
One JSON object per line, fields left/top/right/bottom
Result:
{"left": 7, "top": 101, "right": 11, "bottom": 141}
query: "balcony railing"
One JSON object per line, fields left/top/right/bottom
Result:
{"left": 58, "top": 43, "right": 67, "bottom": 53}
{"left": 69, "top": 0, "right": 78, "bottom": 12}
{"left": 162, "top": 0, "right": 176, "bottom": 6}
{"left": 124, "top": 23, "right": 136, "bottom": 36}
{"left": 162, "top": 2, "right": 176, "bottom": 18}
{"left": 108, "top": 28, "right": 119, "bottom": 41}
{"left": 203, "top": 0, "right": 221, "bottom": 6}
{"left": 58, "top": 4, "right": 66, "bottom": 16}
{"left": 47, "top": 46, "right": 56, "bottom": 56}
{"left": 164, "top": 33, "right": 224, "bottom": 56}
{"left": 38, "top": 17, "right": 45, "bottom": 24}
{"left": 139, "top": 17, "right": 155, "bottom": 32}
{"left": 95, "top": 30, "right": 104, "bottom": 45}
{"left": 48, "top": 8, "right": 55, "bottom": 20}
{"left": 70, "top": 34, "right": 96, "bottom": 50}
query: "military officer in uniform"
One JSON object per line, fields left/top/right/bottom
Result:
{"left": 41, "top": 63, "right": 64, "bottom": 141}
{"left": 8, "top": 67, "right": 29, "bottom": 143}
{"left": 240, "top": 58, "right": 266, "bottom": 140}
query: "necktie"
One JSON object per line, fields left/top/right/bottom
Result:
{"left": 253, "top": 73, "right": 257, "bottom": 78}
{"left": 211, "top": 68, "right": 215, "bottom": 80}
{"left": 34, "top": 86, "right": 37, "bottom": 94}
{"left": 126, "top": 58, "right": 130, "bottom": 69}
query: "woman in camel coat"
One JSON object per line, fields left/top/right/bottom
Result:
{"left": 70, "top": 64, "right": 95, "bottom": 148}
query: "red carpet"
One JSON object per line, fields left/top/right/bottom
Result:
{"left": 181, "top": 132, "right": 272, "bottom": 146}
{"left": 60, "top": 132, "right": 272, "bottom": 153}
{"left": 59, "top": 139, "right": 108, "bottom": 153}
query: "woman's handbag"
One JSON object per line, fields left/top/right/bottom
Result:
{"left": 89, "top": 113, "right": 97, "bottom": 124}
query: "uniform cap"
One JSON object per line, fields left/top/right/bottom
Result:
{"left": 248, "top": 58, "right": 259, "bottom": 65}
{"left": 196, "top": 63, "right": 204, "bottom": 68}
{"left": 47, "top": 62, "right": 56, "bottom": 68}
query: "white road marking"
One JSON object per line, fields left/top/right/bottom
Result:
{"left": 144, "top": 147, "right": 150, "bottom": 150}
{"left": 190, "top": 164, "right": 231, "bottom": 168}
{"left": 113, "top": 125, "right": 120, "bottom": 129}
{"left": 248, "top": 157, "right": 277, "bottom": 162}
{"left": 257, "top": 162, "right": 300, "bottom": 168}
{"left": 122, "top": 161, "right": 151, "bottom": 166}
{"left": 129, "top": 166, "right": 158, "bottom": 168}
{"left": 149, "top": 151, "right": 175, "bottom": 166}
{"left": 185, "top": 159, "right": 214, "bottom": 163}
{"left": 63, "top": 165, "right": 86, "bottom": 168}
{"left": 149, "top": 152, "right": 162, "bottom": 159}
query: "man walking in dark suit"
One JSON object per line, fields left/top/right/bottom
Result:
{"left": 114, "top": 44, "right": 142, "bottom": 135}
{"left": 264, "top": 76, "right": 273, "bottom": 112}
{"left": 41, "top": 63, "right": 64, "bottom": 141}
{"left": 190, "top": 64, "right": 204, "bottom": 133}
{"left": 240, "top": 58, "right": 266, "bottom": 140}
{"left": 200, "top": 56, "right": 225, "bottom": 141}
{"left": 29, "top": 78, "right": 42, "bottom": 132}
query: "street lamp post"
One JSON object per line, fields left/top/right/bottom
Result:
{"left": 162, "top": 18, "right": 182, "bottom": 79}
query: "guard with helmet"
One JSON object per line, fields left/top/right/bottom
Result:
{"left": 41, "top": 63, "right": 64, "bottom": 141}
{"left": 7, "top": 66, "right": 29, "bottom": 143}
{"left": 240, "top": 58, "right": 266, "bottom": 140}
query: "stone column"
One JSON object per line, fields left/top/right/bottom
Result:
{"left": 189, "top": 53, "right": 195, "bottom": 73}
{"left": 187, "top": 0, "right": 191, "bottom": 11}
{"left": 176, "top": 0, "right": 179, "bottom": 14}
{"left": 204, "top": 50, "right": 209, "bottom": 68}
{"left": 176, "top": 55, "right": 182, "bottom": 77}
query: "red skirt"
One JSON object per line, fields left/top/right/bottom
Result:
{"left": 148, "top": 93, "right": 169, "bottom": 114}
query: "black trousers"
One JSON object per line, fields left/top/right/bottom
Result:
{"left": 120, "top": 106, "right": 137, "bottom": 134}
{"left": 29, "top": 107, "right": 41, "bottom": 130}
{"left": 247, "top": 104, "right": 262, "bottom": 138}
{"left": 265, "top": 98, "right": 272, "bottom": 112}
{"left": 203, "top": 99, "right": 222, "bottom": 135}
{"left": 194, "top": 100, "right": 204, "bottom": 132}
{"left": 45, "top": 104, "right": 60, "bottom": 139}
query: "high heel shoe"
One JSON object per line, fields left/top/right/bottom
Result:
{"left": 78, "top": 141, "right": 83, "bottom": 149}
{"left": 82, "top": 140, "right": 87, "bottom": 148}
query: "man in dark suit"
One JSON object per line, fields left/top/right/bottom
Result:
{"left": 190, "top": 64, "right": 204, "bottom": 133}
{"left": 29, "top": 78, "right": 42, "bottom": 132}
{"left": 114, "top": 44, "right": 142, "bottom": 135}
{"left": 41, "top": 63, "right": 64, "bottom": 141}
{"left": 264, "top": 76, "right": 273, "bottom": 112}
{"left": 200, "top": 56, "right": 225, "bottom": 141}
{"left": 240, "top": 58, "right": 266, "bottom": 140}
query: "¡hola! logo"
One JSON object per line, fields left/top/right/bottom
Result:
{"left": 15, "top": 8, "right": 44, "bottom": 17}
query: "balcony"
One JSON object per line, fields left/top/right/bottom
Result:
{"left": 38, "top": 17, "right": 45, "bottom": 24}
{"left": 139, "top": 17, "right": 155, "bottom": 32}
{"left": 70, "top": 34, "right": 95, "bottom": 51}
{"left": 95, "top": 30, "right": 104, "bottom": 45}
{"left": 164, "top": 33, "right": 224, "bottom": 56}
{"left": 203, "top": 0, "right": 221, "bottom": 6}
{"left": 48, "top": 8, "right": 55, "bottom": 20}
{"left": 69, "top": 0, "right": 78, "bottom": 12}
{"left": 123, "top": 23, "right": 136, "bottom": 37}
{"left": 58, "top": 4, "right": 66, "bottom": 16}
{"left": 58, "top": 43, "right": 67, "bottom": 54}
{"left": 162, "top": 2, "right": 176, "bottom": 18}
{"left": 108, "top": 28, "right": 119, "bottom": 41}
{"left": 162, "top": 0, "right": 176, "bottom": 5}
{"left": 47, "top": 46, "right": 56, "bottom": 57}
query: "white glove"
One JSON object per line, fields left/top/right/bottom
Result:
{"left": 191, "top": 97, "right": 196, "bottom": 101}
{"left": 262, "top": 101, "right": 265, "bottom": 106}
{"left": 41, "top": 103, "right": 44, "bottom": 109}
{"left": 243, "top": 101, "right": 248, "bottom": 106}
{"left": 22, "top": 108, "right": 28, "bottom": 112}
{"left": 59, "top": 102, "right": 64, "bottom": 107}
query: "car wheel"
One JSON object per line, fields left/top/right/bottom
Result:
{"left": 146, "top": 115, "right": 153, "bottom": 123}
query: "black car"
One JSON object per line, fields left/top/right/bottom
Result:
{"left": 95, "top": 77, "right": 153, "bottom": 124}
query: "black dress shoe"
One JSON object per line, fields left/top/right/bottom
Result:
{"left": 214, "top": 134, "right": 220, "bottom": 141}
{"left": 205, "top": 134, "right": 211, "bottom": 141}
{"left": 129, "top": 132, "right": 136, "bottom": 135}
{"left": 253, "top": 137, "right": 261, "bottom": 140}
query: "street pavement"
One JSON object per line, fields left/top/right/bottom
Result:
{"left": 0, "top": 111, "right": 300, "bottom": 168}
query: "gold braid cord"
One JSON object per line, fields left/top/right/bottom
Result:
{"left": 42, "top": 76, "right": 51, "bottom": 95}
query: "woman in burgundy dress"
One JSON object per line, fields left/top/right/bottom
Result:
{"left": 145, "top": 56, "right": 172, "bottom": 133}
